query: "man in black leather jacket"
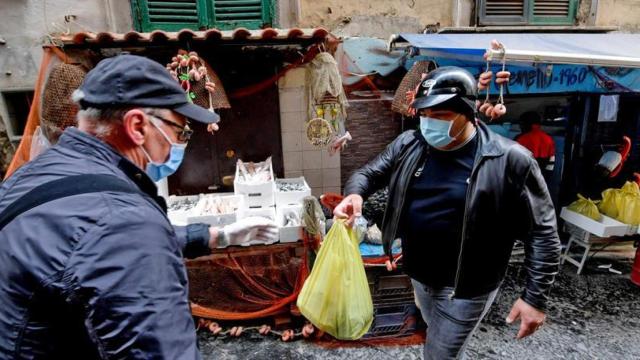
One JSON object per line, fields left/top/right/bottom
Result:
{"left": 335, "top": 67, "right": 561, "bottom": 359}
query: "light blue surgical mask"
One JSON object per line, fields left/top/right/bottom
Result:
{"left": 141, "top": 119, "right": 187, "bottom": 182}
{"left": 419, "top": 115, "right": 463, "bottom": 148}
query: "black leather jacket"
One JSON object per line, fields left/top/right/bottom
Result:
{"left": 344, "top": 122, "right": 561, "bottom": 310}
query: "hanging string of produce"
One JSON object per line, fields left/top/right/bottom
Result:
{"left": 478, "top": 40, "right": 511, "bottom": 120}
{"left": 166, "top": 50, "right": 224, "bottom": 132}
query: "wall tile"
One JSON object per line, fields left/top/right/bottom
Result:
{"left": 282, "top": 131, "right": 302, "bottom": 152}
{"left": 284, "top": 170, "right": 303, "bottom": 178}
{"left": 283, "top": 151, "right": 303, "bottom": 172}
{"left": 303, "top": 169, "right": 323, "bottom": 188}
{"left": 321, "top": 150, "right": 341, "bottom": 169}
{"left": 281, "top": 112, "right": 304, "bottom": 133}
{"left": 322, "top": 168, "right": 341, "bottom": 187}
{"left": 302, "top": 150, "right": 322, "bottom": 169}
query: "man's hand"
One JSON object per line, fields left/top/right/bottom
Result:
{"left": 215, "top": 217, "right": 278, "bottom": 247}
{"left": 333, "top": 194, "right": 363, "bottom": 227}
{"left": 506, "top": 298, "right": 546, "bottom": 339}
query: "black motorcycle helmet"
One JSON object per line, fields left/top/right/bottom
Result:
{"left": 410, "top": 66, "right": 478, "bottom": 116}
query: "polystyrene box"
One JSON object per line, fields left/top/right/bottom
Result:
{"left": 275, "top": 177, "right": 311, "bottom": 207}
{"left": 167, "top": 195, "right": 200, "bottom": 226}
{"left": 560, "top": 207, "right": 629, "bottom": 238}
{"left": 187, "top": 195, "right": 244, "bottom": 227}
{"left": 234, "top": 161, "right": 275, "bottom": 209}
{"left": 277, "top": 204, "right": 303, "bottom": 243}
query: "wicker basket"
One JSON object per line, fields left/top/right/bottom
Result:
{"left": 40, "top": 63, "right": 87, "bottom": 142}
{"left": 391, "top": 61, "right": 435, "bottom": 117}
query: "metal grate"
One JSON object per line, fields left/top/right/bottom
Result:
{"left": 485, "top": 0, "right": 526, "bottom": 16}
{"left": 534, "top": 0, "right": 571, "bottom": 17}
{"left": 214, "top": 0, "right": 264, "bottom": 22}
{"left": 148, "top": 0, "right": 199, "bottom": 23}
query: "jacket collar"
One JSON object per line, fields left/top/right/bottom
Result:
{"left": 413, "top": 120, "right": 505, "bottom": 158}
{"left": 57, "top": 128, "right": 164, "bottom": 207}
{"left": 476, "top": 121, "right": 505, "bottom": 158}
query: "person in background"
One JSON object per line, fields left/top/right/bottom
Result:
{"left": 334, "top": 67, "right": 561, "bottom": 359}
{"left": 0, "top": 55, "right": 277, "bottom": 359}
{"left": 516, "top": 111, "right": 556, "bottom": 181}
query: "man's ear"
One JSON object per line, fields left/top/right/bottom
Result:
{"left": 122, "top": 109, "right": 148, "bottom": 146}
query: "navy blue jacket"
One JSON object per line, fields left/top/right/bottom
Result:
{"left": 0, "top": 128, "right": 206, "bottom": 359}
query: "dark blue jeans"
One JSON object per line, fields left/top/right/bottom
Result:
{"left": 412, "top": 279, "right": 500, "bottom": 360}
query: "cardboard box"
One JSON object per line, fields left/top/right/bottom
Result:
{"left": 560, "top": 207, "right": 629, "bottom": 238}
{"left": 277, "top": 204, "right": 303, "bottom": 243}
{"left": 275, "top": 177, "right": 311, "bottom": 207}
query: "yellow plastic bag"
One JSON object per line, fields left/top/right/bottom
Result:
{"left": 618, "top": 182, "right": 640, "bottom": 225}
{"left": 297, "top": 220, "right": 373, "bottom": 340}
{"left": 568, "top": 194, "right": 601, "bottom": 221}
{"left": 622, "top": 181, "right": 640, "bottom": 195}
{"left": 600, "top": 188, "right": 622, "bottom": 219}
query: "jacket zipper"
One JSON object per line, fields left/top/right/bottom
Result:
{"left": 450, "top": 148, "right": 484, "bottom": 300}
{"left": 387, "top": 144, "right": 426, "bottom": 257}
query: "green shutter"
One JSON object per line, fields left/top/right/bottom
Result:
{"left": 530, "top": 0, "right": 578, "bottom": 25}
{"left": 132, "top": 0, "right": 209, "bottom": 32}
{"left": 478, "top": 0, "right": 577, "bottom": 26}
{"left": 210, "top": 0, "right": 273, "bottom": 30}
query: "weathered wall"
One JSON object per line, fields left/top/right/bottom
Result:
{"left": 0, "top": 0, "right": 132, "bottom": 90}
{"left": 595, "top": 0, "right": 640, "bottom": 31}
{"left": 298, "top": 0, "right": 452, "bottom": 38}
{"left": 340, "top": 98, "right": 403, "bottom": 187}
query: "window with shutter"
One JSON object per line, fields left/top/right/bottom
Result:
{"left": 478, "top": 0, "right": 578, "bottom": 26}
{"left": 131, "top": 0, "right": 273, "bottom": 32}
{"left": 531, "top": 0, "right": 578, "bottom": 25}
{"left": 132, "top": 0, "right": 208, "bottom": 31}
{"left": 212, "top": 0, "right": 273, "bottom": 30}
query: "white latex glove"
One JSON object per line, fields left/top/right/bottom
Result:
{"left": 220, "top": 216, "right": 278, "bottom": 246}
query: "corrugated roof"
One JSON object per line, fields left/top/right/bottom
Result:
{"left": 56, "top": 28, "right": 330, "bottom": 46}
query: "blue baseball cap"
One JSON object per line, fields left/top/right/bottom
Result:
{"left": 75, "top": 54, "right": 219, "bottom": 124}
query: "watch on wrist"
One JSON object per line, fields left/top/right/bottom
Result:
{"left": 217, "top": 228, "right": 229, "bottom": 247}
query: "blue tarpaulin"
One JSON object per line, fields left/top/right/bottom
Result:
{"left": 400, "top": 33, "right": 640, "bottom": 94}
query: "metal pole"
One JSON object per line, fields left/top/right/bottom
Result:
{"left": 487, "top": 48, "right": 640, "bottom": 69}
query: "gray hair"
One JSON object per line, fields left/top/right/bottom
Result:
{"left": 72, "top": 89, "right": 158, "bottom": 139}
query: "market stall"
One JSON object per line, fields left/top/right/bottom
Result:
{"left": 391, "top": 33, "right": 640, "bottom": 279}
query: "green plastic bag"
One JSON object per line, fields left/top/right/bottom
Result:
{"left": 296, "top": 220, "right": 373, "bottom": 340}
{"left": 568, "top": 194, "right": 601, "bottom": 221}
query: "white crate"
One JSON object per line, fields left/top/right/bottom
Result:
{"left": 275, "top": 177, "right": 311, "bottom": 207}
{"left": 234, "top": 160, "right": 275, "bottom": 209}
{"left": 239, "top": 206, "right": 276, "bottom": 221}
{"left": 560, "top": 207, "right": 629, "bottom": 238}
{"left": 187, "top": 195, "right": 244, "bottom": 227}
{"left": 167, "top": 195, "right": 200, "bottom": 226}
{"left": 237, "top": 207, "right": 278, "bottom": 247}
{"left": 276, "top": 204, "right": 303, "bottom": 243}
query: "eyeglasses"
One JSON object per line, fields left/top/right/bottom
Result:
{"left": 147, "top": 113, "right": 193, "bottom": 143}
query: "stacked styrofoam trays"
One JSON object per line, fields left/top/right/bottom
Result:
{"left": 238, "top": 206, "right": 278, "bottom": 246}
{"left": 560, "top": 207, "right": 629, "bottom": 238}
{"left": 275, "top": 177, "right": 311, "bottom": 207}
{"left": 234, "top": 160, "right": 276, "bottom": 209}
{"left": 276, "top": 204, "right": 303, "bottom": 243}
{"left": 187, "top": 194, "right": 244, "bottom": 228}
{"left": 166, "top": 195, "right": 200, "bottom": 226}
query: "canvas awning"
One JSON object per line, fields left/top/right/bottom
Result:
{"left": 398, "top": 33, "right": 640, "bottom": 94}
